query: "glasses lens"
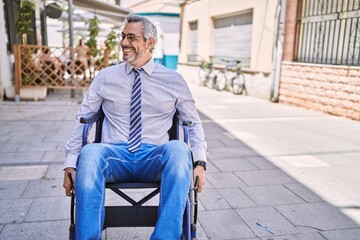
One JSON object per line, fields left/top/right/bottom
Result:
{"left": 121, "top": 34, "right": 137, "bottom": 42}
{"left": 128, "top": 35, "right": 136, "bottom": 42}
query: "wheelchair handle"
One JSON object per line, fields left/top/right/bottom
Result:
{"left": 194, "top": 176, "right": 199, "bottom": 190}
{"left": 67, "top": 172, "right": 75, "bottom": 227}
{"left": 67, "top": 172, "right": 74, "bottom": 189}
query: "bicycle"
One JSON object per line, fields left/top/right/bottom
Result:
{"left": 215, "top": 60, "right": 246, "bottom": 95}
{"left": 198, "top": 61, "right": 218, "bottom": 89}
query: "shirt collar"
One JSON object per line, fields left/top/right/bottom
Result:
{"left": 125, "top": 57, "right": 155, "bottom": 76}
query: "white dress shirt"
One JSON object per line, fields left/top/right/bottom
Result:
{"left": 64, "top": 58, "right": 207, "bottom": 169}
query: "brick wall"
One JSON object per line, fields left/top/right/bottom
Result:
{"left": 279, "top": 62, "right": 360, "bottom": 121}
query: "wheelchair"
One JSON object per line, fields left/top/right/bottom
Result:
{"left": 67, "top": 107, "right": 199, "bottom": 240}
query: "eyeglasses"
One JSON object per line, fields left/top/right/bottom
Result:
{"left": 120, "top": 33, "right": 144, "bottom": 42}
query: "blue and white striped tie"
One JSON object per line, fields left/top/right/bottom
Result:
{"left": 127, "top": 69, "right": 142, "bottom": 152}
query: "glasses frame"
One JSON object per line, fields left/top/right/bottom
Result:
{"left": 120, "top": 33, "right": 145, "bottom": 43}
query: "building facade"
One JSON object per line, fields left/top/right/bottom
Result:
{"left": 178, "top": 0, "right": 279, "bottom": 99}
{"left": 280, "top": 0, "right": 360, "bottom": 120}
{"left": 178, "top": 0, "right": 359, "bottom": 121}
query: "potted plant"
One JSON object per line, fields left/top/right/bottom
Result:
{"left": 14, "top": 0, "right": 47, "bottom": 100}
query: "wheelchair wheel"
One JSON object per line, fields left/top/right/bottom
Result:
{"left": 231, "top": 72, "right": 245, "bottom": 95}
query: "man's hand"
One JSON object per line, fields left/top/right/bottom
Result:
{"left": 63, "top": 168, "right": 76, "bottom": 197}
{"left": 193, "top": 166, "right": 205, "bottom": 192}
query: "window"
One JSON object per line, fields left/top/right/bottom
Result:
{"left": 296, "top": 0, "right": 360, "bottom": 65}
{"left": 188, "top": 21, "right": 198, "bottom": 62}
{"left": 212, "top": 12, "right": 252, "bottom": 65}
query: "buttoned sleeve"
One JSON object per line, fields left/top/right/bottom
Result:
{"left": 174, "top": 74, "right": 207, "bottom": 162}
{"left": 63, "top": 71, "right": 104, "bottom": 169}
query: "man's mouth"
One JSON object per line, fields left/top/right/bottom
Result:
{"left": 122, "top": 47, "right": 134, "bottom": 53}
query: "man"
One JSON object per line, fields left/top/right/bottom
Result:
{"left": 63, "top": 14, "right": 207, "bottom": 240}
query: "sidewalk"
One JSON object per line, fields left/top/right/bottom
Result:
{"left": 0, "top": 85, "right": 360, "bottom": 240}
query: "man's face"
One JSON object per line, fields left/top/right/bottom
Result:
{"left": 121, "top": 22, "right": 152, "bottom": 67}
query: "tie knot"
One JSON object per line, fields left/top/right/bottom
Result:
{"left": 133, "top": 68, "right": 140, "bottom": 78}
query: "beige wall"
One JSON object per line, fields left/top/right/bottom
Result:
{"left": 179, "top": 0, "right": 278, "bottom": 73}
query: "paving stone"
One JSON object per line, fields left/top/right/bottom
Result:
{"left": 0, "top": 135, "right": 11, "bottom": 143}
{"left": 219, "top": 137, "right": 248, "bottom": 147}
{"left": 0, "top": 143, "right": 21, "bottom": 153}
{"left": 0, "top": 180, "right": 29, "bottom": 200}
{"left": 260, "top": 232, "right": 326, "bottom": 240}
{"left": 209, "top": 147, "right": 260, "bottom": 159}
{"left": 321, "top": 228, "right": 360, "bottom": 240}
{"left": 205, "top": 160, "right": 219, "bottom": 173}
{"left": 245, "top": 156, "right": 278, "bottom": 170}
{"left": 25, "top": 196, "right": 69, "bottom": 222}
{"left": 199, "top": 209, "right": 255, "bottom": 239}
{"left": 105, "top": 227, "right": 153, "bottom": 239}
{"left": 0, "top": 165, "right": 48, "bottom": 181}
{"left": 199, "top": 189, "right": 231, "bottom": 210}
{"left": 284, "top": 183, "right": 323, "bottom": 203}
{"left": 242, "top": 185, "right": 305, "bottom": 206}
{"left": 206, "top": 138, "right": 227, "bottom": 148}
{"left": 8, "top": 134, "right": 45, "bottom": 143}
{"left": 0, "top": 219, "right": 69, "bottom": 240}
{"left": 22, "top": 178, "right": 64, "bottom": 198}
{"left": 212, "top": 158, "right": 258, "bottom": 172}
{"left": 0, "top": 152, "right": 45, "bottom": 164}
{"left": 235, "top": 169, "right": 295, "bottom": 186}
{"left": 275, "top": 202, "right": 359, "bottom": 231}
{"left": 0, "top": 199, "right": 33, "bottom": 224}
{"left": 18, "top": 142, "right": 58, "bottom": 152}
{"left": 218, "top": 187, "right": 256, "bottom": 209}
{"left": 236, "top": 206, "right": 300, "bottom": 237}
{"left": 41, "top": 151, "right": 65, "bottom": 163}
{"left": 45, "top": 165, "right": 64, "bottom": 179}
{"left": 206, "top": 172, "right": 246, "bottom": 188}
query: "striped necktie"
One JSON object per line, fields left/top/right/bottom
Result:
{"left": 127, "top": 69, "right": 142, "bottom": 152}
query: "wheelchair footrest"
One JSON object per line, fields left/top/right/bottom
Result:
{"left": 103, "top": 206, "right": 158, "bottom": 229}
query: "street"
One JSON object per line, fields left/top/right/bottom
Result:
{"left": 0, "top": 83, "right": 360, "bottom": 239}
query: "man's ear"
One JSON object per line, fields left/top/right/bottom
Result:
{"left": 146, "top": 37, "right": 156, "bottom": 50}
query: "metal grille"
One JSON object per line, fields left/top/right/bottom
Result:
{"left": 296, "top": 0, "right": 360, "bottom": 65}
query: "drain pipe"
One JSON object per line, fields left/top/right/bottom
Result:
{"left": 271, "top": 0, "right": 286, "bottom": 102}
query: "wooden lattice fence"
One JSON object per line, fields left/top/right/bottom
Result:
{"left": 14, "top": 44, "right": 118, "bottom": 95}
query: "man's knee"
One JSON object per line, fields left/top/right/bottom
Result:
{"left": 166, "top": 140, "right": 190, "bottom": 154}
{"left": 77, "top": 144, "right": 107, "bottom": 170}
{"left": 164, "top": 140, "right": 192, "bottom": 171}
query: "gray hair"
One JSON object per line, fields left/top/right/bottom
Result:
{"left": 124, "top": 14, "right": 157, "bottom": 45}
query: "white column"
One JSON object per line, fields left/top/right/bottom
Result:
{"left": 0, "top": 0, "right": 14, "bottom": 100}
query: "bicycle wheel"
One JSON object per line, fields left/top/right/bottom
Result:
{"left": 215, "top": 71, "right": 227, "bottom": 91}
{"left": 231, "top": 72, "right": 245, "bottom": 95}
{"left": 206, "top": 76, "right": 216, "bottom": 89}
{"left": 198, "top": 68, "right": 207, "bottom": 86}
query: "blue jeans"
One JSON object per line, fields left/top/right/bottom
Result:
{"left": 75, "top": 140, "right": 192, "bottom": 240}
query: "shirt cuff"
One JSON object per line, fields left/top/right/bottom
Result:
{"left": 63, "top": 155, "right": 78, "bottom": 170}
{"left": 192, "top": 149, "right": 207, "bottom": 162}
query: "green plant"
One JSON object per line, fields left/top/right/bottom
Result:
{"left": 104, "top": 30, "right": 117, "bottom": 51}
{"left": 86, "top": 16, "right": 101, "bottom": 57}
{"left": 15, "top": 0, "right": 35, "bottom": 44}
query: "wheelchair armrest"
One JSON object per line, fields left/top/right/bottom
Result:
{"left": 179, "top": 120, "right": 192, "bottom": 127}
{"left": 177, "top": 119, "right": 192, "bottom": 143}
{"left": 80, "top": 111, "right": 100, "bottom": 124}
{"left": 80, "top": 112, "right": 100, "bottom": 147}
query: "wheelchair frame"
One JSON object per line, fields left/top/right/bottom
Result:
{"left": 68, "top": 107, "right": 199, "bottom": 240}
